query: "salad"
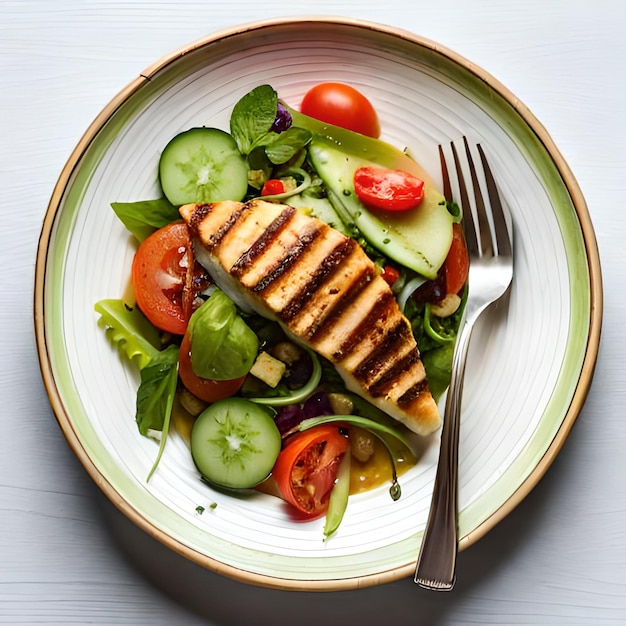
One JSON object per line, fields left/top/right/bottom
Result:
{"left": 95, "top": 82, "right": 468, "bottom": 538}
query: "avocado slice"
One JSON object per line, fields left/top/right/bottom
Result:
{"left": 286, "top": 106, "right": 453, "bottom": 279}
{"left": 285, "top": 192, "right": 351, "bottom": 237}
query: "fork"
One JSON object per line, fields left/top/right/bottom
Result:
{"left": 414, "top": 137, "right": 514, "bottom": 590}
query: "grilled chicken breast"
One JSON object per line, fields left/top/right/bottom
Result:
{"left": 179, "top": 198, "right": 441, "bottom": 436}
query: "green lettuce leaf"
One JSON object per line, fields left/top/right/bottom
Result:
{"left": 94, "top": 298, "right": 180, "bottom": 480}
{"left": 94, "top": 299, "right": 161, "bottom": 369}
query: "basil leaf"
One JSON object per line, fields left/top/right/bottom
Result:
{"left": 111, "top": 198, "right": 180, "bottom": 242}
{"left": 135, "top": 344, "right": 179, "bottom": 436}
{"left": 247, "top": 145, "right": 273, "bottom": 189}
{"left": 230, "top": 84, "right": 278, "bottom": 155}
{"left": 188, "top": 290, "right": 258, "bottom": 380}
{"left": 264, "top": 127, "right": 312, "bottom": 164}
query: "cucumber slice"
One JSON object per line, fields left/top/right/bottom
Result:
{"left": 190, "top": 397, "right": 281, "bottom": 489}
{"left": 159, "top": 127, "right": 249, "bottom": 206}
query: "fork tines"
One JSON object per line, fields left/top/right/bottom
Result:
{"left": 439, "top": 137, "right": 511, "bottom": 259}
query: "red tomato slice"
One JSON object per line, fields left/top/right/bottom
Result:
{"left": 300, "top": 82, "right": 381, "bottom": 138}
{"left": 131, "top": 221, "right": 210, "bottom": 335}
{"left": 444, "top": 223, "right": 470, "bottom": 295}
{"left": 273, "top": 424, "right": 349, "bottom": 519}
{"left": 353, "top": 166, "right": 425, "bottom": 212}
{"left": 178, "top": 332, "right": 245, "bottom": 403}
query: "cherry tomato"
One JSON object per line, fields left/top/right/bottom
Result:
{"left": 444, "top": 223, "right": 470, "bottom": 296}
{"left": 273, "top": 424, "right": 349, "bottom": 519}
{"left": 381, "top": 265, "right": 400, "bottom": 286}
{"left": 353, "top": 166, "right": 425, "bottom": 212}
{"left": 178, "top": 332, "right": 246, "bottom": 403}
{"left": 131, "top": 222, "right": 211, "bottom": 335}
{"left": 261, "top": 179, "right": 286, "bottom": 196}
{"left": 300, "top": 82, "right": 381, "bottom": 138}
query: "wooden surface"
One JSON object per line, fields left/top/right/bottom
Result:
{"left": 1, "top": 1, "right": 624, "bottom": 624}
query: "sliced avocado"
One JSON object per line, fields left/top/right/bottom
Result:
{"left": 285, "top": 192, "right": 351, "bottom": 236}
{"left": 286, "top": 105, "right": 453, "bottom": 279}
{"left": 308, "top": 136, "right": 453, "bottom": 279}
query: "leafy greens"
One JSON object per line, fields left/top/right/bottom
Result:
{"left": 187, "top": 290, "right": 259, "bottom": 380}
{"left": 110, "top": 198, "right": 180, "bottom": 243}
{"left": 94, "top": 299, "right": 179, "bottom": 480}
{"left": 229, "top": 84, "right": 311, "bottom": 167}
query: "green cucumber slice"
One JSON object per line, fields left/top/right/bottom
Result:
{"left": 190, "top": 397, "right": 281, "bottom": 489}
{"left": 158, "top": 127, "right": 248, "bottom": 206}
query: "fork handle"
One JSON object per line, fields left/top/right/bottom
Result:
{"left": 414, "top": 316, "right": 474, "bottom": 590}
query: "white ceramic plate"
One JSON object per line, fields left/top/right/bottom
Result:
{"left": 35, "top": 17, "right": 602, "bottom": 590}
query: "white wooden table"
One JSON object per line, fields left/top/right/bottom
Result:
{"left": 1, "top": 1, "right": 624, "bottom": 624}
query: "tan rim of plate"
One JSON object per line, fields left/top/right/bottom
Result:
{"left": 34, "top": 16, "right": 603, "bottom": 590}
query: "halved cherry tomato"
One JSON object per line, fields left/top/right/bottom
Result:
{"left": 261, "top": 179, "right": 285, "bottom": 196}
{"left": 131, "top": 221, "right": 211, "bottom": 335}
{"left": 444, "top": 223, "right": 470, "bottom": 296}
{"left": 300, "top": 82, "right": 381, "bottom": 138}
{"left": 273, "top": 424, "right": 349, "bottom": 519}
{"left": 353, "top": 166, "right": 425, "bottom": 212}
{"left": 178, "top": 332, "right": 246, "bottom": 403}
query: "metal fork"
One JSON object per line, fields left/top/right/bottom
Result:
{"left": 414, "top": 137, "right": 514, "bottom": 590}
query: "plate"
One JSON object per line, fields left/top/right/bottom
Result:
{"left": 34, "top": 17, "right": 602, "bottom": 590}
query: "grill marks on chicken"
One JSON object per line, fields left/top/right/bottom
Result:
{"left": 179, "top": 198, "right": 441, "bottom": 436}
